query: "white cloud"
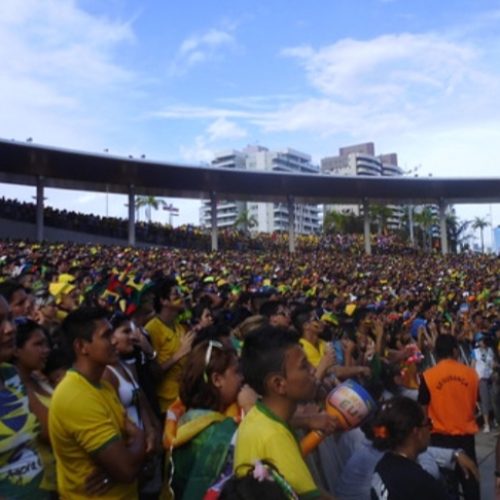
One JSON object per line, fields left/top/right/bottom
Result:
{"left": 0, "top": 0, "right": 135, "bottom": 149}
{"left": 179, "top": 117, "right": 247, "bottom": 164}
{"left": 170, "top": 28, "right": 236, "bottom": 75}
{"left": 158, "top": 28, "right": 500, "bottom": 142}
{"left": 206, "top": 117, "right": 247, "bottom": 141}
{"left": 179, "top": 136, "right": 215, "bottom": 164}
{"left": 281, "top": 34, "right": 476, "bottom": 101}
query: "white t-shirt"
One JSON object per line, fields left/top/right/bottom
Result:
{"left": 473, "top": 347, "right": 494, "bottom": 379}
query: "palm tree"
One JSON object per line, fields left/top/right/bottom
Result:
{"left": 323, "top": 209, "right": 348, "bottom": 234}
{"left": 135, "top": 196, "right": 165, "bottom": 223}
{"left": 234, "top": 209, "right": 258, "bottom": 233}
{"left": 472, "top": 216, "right": 489, "bottom": 252}
{"left": 369, "top": 204, "right": 393, "bottom": 235}
{"left": 414, "top": 206, "right": 437, "bottom": 251}
{"left": 446, "top": 213, "right": 471, "bottom": 253}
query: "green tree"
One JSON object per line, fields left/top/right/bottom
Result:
{"left": 323, "top": 209, "right": 348, "bottom": 234}
{"left": 472, "top": 216, "right": 490, "bottom": 252}
{"left": 369, "top": 204, "right": 393, "bottom": 235}
{"left": 446, "top": 213, "right": 471, "bottom": 254}
{"left": 234, "top": 209, "right": 258, "bottom": 233}
{"left": 135, "top": 195, "right": 165, "bottom": 222}
{"left": 414, "top": 206, "right": 437, "bottom": 251}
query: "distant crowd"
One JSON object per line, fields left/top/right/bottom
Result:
{"left": 1, "top": 196, "right": 413, "bottom": 253}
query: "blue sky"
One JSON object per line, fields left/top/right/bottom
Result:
{"left": 0, "top": 0, "right": 499, "bottom": 247}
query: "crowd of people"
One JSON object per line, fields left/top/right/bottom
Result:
{"left": 0, "top": 236, "right": 498, "bottom": 499}
{"left": 0, "top": 196, "right": 413, "bottom": 254}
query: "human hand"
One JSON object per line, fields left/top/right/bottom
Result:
{"left": 123, "top": 418, "right": 144, "bottom": 446}
{"left": 85, "top": 468, "right": 112, "bottom": 496}
{"left": 373, "top": 318, "right": 384, "bottom": 337}
{"left": 306, "top": 410, "right": 338, "bottom": 435}
{"left": 317, "top": 348, "right": 335, "bottom": 380}
{"left": 144, "top": 428, "right": 158, "bottom": 456}
{"left": 456, "top": 450, "right": 480, "bottom": 481}
{"left": 132, "top": 328, "right": 154, "bottom": 357}
{"left": 177, "top": 330, "right": 196, "bottom": 359}
{"left": 358, "top": 365, "right": 371, "bottom": 378}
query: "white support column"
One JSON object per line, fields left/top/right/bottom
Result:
{"left": 210, "top": 192, "right": 218, "bottom": 252}
{"left": 439, "top": 199, "right": 448, "bottom": 255}
{"left": 288, "top": 196, "right": 296, "bottom": 253}
{"left": 128, "top": 185, "right": 136, "bottom": 246}
{"left": 363, "top": 199, "right": 371, "bottom": 255}
{"left": 408, "top": 204, "right": 415, "bottom": 247}
{"left": 36, "top": 176, "right": 44, "bottom": 242}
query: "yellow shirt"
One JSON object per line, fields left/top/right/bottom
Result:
{"left": 234, "top": 402, "right": 320, "bottom": 499}
{"left": 299, "top": 338, "right": 326, "bottom": 368}
{"left": 49, "top": 369, "right": 137, "bottom": 500}
{"left": 145, "top": 316, "right": 186, "bottom": 412}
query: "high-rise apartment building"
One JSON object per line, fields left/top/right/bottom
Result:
{"left": 321, "top": 142, "right": 403, "bottom": 229}
{"left": 199, "top": 146, "right": 320, "bottom": 234}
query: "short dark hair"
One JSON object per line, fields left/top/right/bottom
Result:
{"left": 241, "top": 326, "right": 298, "bottom": 396}
{"left": 259, "top": 300, "right": 281, "bottom": 318}
{"left": 291, "top": 305, "right": 313, "bottom": 335}
{"left": 15, "top": 319, "right": 49, "bottom": 349}
{"left": 180, "top": 340, "right": 237, "bottom": 411}
{"left": 61, "top": 307, "right": 109, "bottom": 361}
{"left": 435, "top": 334, "right": 458, "bottom": 360}
{"left": 153, "top": 278, "right": 178, "bottom": 313}
{"left": 0, "top": 281, "right": 25, "bottom": 303}
{"left": 43, "top": 347, "right": 71, "bottom": 376}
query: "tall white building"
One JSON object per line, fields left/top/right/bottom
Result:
{"left": 199, "top": 146, "right": 320, "bottom": 234}
{"left": 321, "top": 143, "right": 403, "bottom": 229}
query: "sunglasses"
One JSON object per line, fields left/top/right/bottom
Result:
{"left": 203, "top": 340, "right": 224, "bottom": 383}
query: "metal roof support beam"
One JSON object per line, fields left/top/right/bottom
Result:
{"left": 363, "top": 198, "right": 371, "bottom": 255}
{"left": 128, "top": 185, "right": 136, "bottom": 247}
{"left": 439, "top": 199, "right": 448, "bottom": 255}
{"left": 36, "top": 175, "right": 44, "bottom": 242}
{"left": 288, "top": 195, "right": 295, "bottom": 253}
{"left": 210, "top": 192, "right": 218, "bottom": 252}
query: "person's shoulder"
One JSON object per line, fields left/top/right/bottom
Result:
{"left": 0, "top": 362, "right": 24, "bottom": 391}
{"left": 145, "top": 316, "right": 161, "bottom": 331}
{"left": 52, "top": 370, "right": 105, "bottom": 411}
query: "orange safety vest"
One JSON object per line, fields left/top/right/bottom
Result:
{"left": 423, "top": 359, "right": 479, "bottom": 436}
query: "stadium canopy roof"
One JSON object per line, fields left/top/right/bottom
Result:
{"left": 1, "top": 138, "right": 500, "bottom": 204}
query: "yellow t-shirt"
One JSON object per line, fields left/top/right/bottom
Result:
{"left": 299, "top": 338, "right": 326, "bottom": 369}
{"left": 49, "top": 369, "right": 137, "bottom": 500}
{"left": 234, "top": 402, "right": 320, "bottom": 499}
{"left": 145, "top": 316, "right": 186, "bottom": 412}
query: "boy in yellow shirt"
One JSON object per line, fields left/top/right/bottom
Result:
{"left": 234, "top": 326, "right": 328, "bottom": 499}
{"left": 145, "top": 278, "right": 194, "bottom": 413}
{"left": 49, "top": 308, "right": 146, "bottom": 499}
